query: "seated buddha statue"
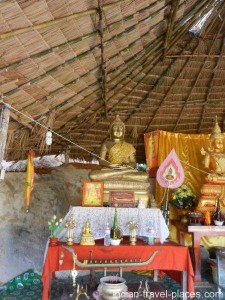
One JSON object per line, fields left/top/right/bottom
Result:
{"left": 80, "top": 220, "right": 95, "bottom": 245}
{"left": 89, "top": 115, "right": 148, "bottom": 182}
{"left": 201, "top": 117, "right": 225, "bottom": 183}
{"left": 196, "top": 117, "right": 225, "bottom": 212}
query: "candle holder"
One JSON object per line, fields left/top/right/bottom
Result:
{"left": 65, "top": 215, "right": 76, "bottom": 245}
{"left": 127, "top": 218, "right": 138, "bottom": 245}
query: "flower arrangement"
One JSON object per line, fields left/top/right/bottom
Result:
{"left": 48, "top": 215, "right": 63, "bottom": 238}
{"left": 170, "top": 184, "right": 196, "bottom": 209}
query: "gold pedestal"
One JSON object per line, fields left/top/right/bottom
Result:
{"left": 66, "top": 237, "right": 74, "bottom": 245}
{"left": 103, "top": 181, "right": 152, "bottom": 207}
{"left": 196, "top": 182, "right": 225, "bottom": 213}
{"left": 80, "top": 235, "right": 95, "bottom": 245}
{"left": 179, "top": 209, "right": 188, "bottom": 224}
{"left": 129, "top": 236, "right": 137, "bottom": 246}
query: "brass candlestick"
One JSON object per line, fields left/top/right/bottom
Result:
{"left": 65, "top": 215, "right": 76, "bottom": 245}
{"left": 75, "top": 284, "right": 89, "bottom": 300}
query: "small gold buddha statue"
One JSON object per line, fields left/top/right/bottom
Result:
{"left": 196, "top": 117, "right": 225, "bottom": 212}
{"left": 80, "top": 220, "right": 95, "bottom": 245}
{"left": 88, "top": 115, "right": 148, "bottom": 182}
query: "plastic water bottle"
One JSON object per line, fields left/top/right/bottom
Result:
{"left": 148, "top": 221, "right": 155, "bottom": 245}
{"left": 104, "top": 222, "right": 111, "bottom": 246}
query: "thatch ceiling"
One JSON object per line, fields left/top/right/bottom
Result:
{"left": 1, "top": 0, "right": 225, "bottom": 163}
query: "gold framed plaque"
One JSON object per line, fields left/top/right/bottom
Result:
{"left": 82, "top": 181, "right": 104, "bottom": 207}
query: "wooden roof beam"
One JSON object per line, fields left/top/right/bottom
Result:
{"left": 0, "top": 99, "right": 33, "bottom": 130}
{"left": 163, "top": 0, "right": 181, "bottom": 58}
{"left": 97, "top": 0, "right": 108, "bottom": 117}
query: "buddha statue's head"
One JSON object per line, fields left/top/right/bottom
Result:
{"left": 209, "top": 116, "right": 224, "bottom": 153}
{"left": 110, "top": 115, "right": 125, "bottom": 139}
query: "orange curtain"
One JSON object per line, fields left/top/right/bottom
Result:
{"left": 144, "top": 131, "right": 159, "bottom": 177}
{"left": 144, "top": 130, "right": 225, "bottom": 205}
{"left": 25, "top": 149, "right": 35, "bottom": 212}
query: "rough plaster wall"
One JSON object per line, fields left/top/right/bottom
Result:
{"left": 0, "top": 165, "right": 90, "bottom": 284}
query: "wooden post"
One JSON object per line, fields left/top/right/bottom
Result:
{"left": 64, "top": 146, "right": 71, "bottom": 164}
{"left": 0, "top": 105, "right": 10, "bottom": 164}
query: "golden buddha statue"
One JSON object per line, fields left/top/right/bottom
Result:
{"left": 89, "top": 115, "right": 148, "bottom": 182}
{"left": 201, "top": 117, "right": 225, "bottom": 183}
{"left": 196, "top": 117, "right": 225, "bottom": 213}
{"left": 80, "top": 220, "right": 95, "bottom": 245}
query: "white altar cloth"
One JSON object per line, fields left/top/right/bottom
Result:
{"left": 58, "top": 207, "right": 169, "bottom": 244}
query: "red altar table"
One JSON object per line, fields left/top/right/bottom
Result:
{"left": 41, "top": 239, "right": 194, "bottom": 300}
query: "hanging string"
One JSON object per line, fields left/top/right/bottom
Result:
{"left": 179, "top": 159, "right": 211, "bottom": 176}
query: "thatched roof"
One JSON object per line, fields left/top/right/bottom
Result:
{"left": 1, "top": 0, "right": 225, "bottom": 163}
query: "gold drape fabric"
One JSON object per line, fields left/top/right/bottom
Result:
{"left": 155, "top": 130, "right": 210, "bottom": 208}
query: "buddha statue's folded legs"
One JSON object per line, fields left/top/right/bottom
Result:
{"left": 89, "top": 168, "right": 149, "bottom": 182}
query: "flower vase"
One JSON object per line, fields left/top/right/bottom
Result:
{"left": 49, "top": 237, "right": 58, "bottom": 246}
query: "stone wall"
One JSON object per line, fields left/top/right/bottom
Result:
{"left": 0, "top": 164, "right": 90, "bottom": 284}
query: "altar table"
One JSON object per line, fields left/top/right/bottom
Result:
{"left": 178, "top": 225, "right": 225, "bottom": 282}
{"left": 58, "top": 206, "right": 169, "bottom": 243}
{"left": 41, "top": 239, "right": 194, "bottom": 300}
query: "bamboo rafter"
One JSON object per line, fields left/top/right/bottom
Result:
{"left": 163, "top": 0, "right": 181, "bottom": 58}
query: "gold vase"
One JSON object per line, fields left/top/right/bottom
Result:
{"left": 179, "top": 208, "right": 188, "bottom": 224}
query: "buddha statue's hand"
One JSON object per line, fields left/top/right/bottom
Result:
{"left": 201, "top": 147, "right": 206, "bottom": 156}
{"left": 208, "top": 173, "right": 218, "bottom": 182}
{"left": 109, "top": 163, "right": 128, "bottom": 170}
